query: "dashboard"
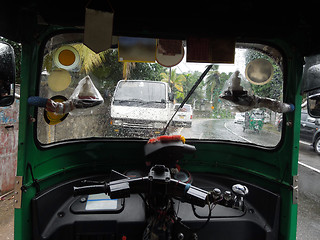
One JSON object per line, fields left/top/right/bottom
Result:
{"left": 32, "top": 171, "right": 280, "bottom": 240}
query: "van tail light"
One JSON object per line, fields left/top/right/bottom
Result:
{"left": 190, "top": 115, "right": 193, "bottom": 119}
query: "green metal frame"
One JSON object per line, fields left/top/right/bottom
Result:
{"left": 14, "top": 26, "right": 303, "bottom": 240}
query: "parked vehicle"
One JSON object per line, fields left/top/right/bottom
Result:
{"left": 234, "top": 112, "right": 245, "bottom": 124}
{"left": 110, "top": 80, "right": 173, "bottom": 136}
{"left": 300, "top": 111, "right": 320, "bottom": 154}
{"left": 172, "top": 103, "right": 193, "bottom": 127}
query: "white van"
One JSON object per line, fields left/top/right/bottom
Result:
{"left": 110, "top": 80, "right": 173, "bottom": 136}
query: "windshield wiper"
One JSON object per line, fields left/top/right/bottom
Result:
{"left": 161, "top": 64, "right": 213, "bottom": 135}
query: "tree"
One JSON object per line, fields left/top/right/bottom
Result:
{"left": 205, "top": 65, "right": 220, "bottom": 103}
{"left": 122, "top": 62, "right": 135, "bottom": 80}
{"left": 182, "top": 71, "right": 204, "bottom": 107}
{"left": 129, "top": 62, "right": 165, "bottom": 81}
{"left": 91, "top": 50, "right": 166, "bottom": 91}
{"left": 160, "top": 68, "right": 186, "bottom": 102}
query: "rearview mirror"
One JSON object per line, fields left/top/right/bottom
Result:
{"left": 0, "top": 42, "right": 15, "bottom": 106}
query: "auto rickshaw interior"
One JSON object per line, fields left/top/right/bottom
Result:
{"left": 2, "top": 1, "right": 320, "bottom": 240}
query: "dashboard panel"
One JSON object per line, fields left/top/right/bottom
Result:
{"left": 32, "top": 172, "right": 280, "bottom": 240}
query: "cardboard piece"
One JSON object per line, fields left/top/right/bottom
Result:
{"left": 187, "top": 37, "right": 235, "bottom": 64}
{"left": 84, "top": 7, "right": 114, "bottom": 53}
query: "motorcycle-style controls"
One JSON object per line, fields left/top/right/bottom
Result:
{"left": 222, "top": 190, "right": 233, "bottom": 208}
{"left": 74, "top": 168, "right": 250, "bottom": 212}
{"left": 74, "top": 165, "right": 208, "bottom": 207}
{"left": 74, "top": 168, "right": 250, "bottom": 240}
{"left": 232, "top": 184, "right": 249, "bottom": 196}
{"left": 223, "top": 191, "right": 232, "bottom": 202}
{"left": 149, "top": 165, "right": 171, "bottom": 182}
{"left": 209, "top": 188, "right": 222, "bottom": 202}
{"left": 232, "top": 184, "right": 249, "bottom": 211}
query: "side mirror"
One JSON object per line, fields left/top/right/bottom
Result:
{"left": 307, "top": 90, "right": 320, "bottom": 118}
{"left": 168, "top": 92, "right": 174, "bottom": 102}
{"left": 0, "top": 42, "right": 15, "bottom": 106}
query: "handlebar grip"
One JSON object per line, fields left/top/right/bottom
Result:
{"left": 73, "top": 184, "right": 108, "bottom": 196}
{"left": 28, "top": 96, "right": 48, "bottom": 108}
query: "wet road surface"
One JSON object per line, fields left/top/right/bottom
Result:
{"left": 174, "top": 118, "right": 281, "bottom": 146}
{"left": 297, "top": 142, "right": 320, "bottom": 240}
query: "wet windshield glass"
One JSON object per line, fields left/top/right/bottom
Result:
{"left": 114, "top": 81, "right": 166, "bottom": 103}
{"left": 37, "top": 33, "right": 283, "bottom": 147}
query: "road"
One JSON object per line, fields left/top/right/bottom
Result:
{"left": 297, "top": 143, "right": 320, "bottom": 240}
{"left": 173, "top": 118, "right": 280, "bottom": 146}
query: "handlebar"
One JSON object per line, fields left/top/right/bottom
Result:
{"left": 74, "top": 183, "right": 109, "bottom": 196}
{"left": 73, "top": 165, "right": 248, "bottom": 210}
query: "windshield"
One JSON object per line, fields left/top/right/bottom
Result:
{"left": 37, "top": 33, "right": 283, "bottom": 147}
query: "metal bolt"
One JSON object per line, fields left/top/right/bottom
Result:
{"left": 177, "top": 233, "right": 184, "bottom": 240}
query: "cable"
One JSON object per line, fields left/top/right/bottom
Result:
{"left": 191, "top": 201, "right": 212, "bottom": 233}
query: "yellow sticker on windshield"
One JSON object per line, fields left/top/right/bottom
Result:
{"left": 44, "top": 95, "right": 69, "bottom": 125}
{"left": 54, "top": 45, "right": 80, "bottom": 70}
{"left": 47, "top": 69, "right": 71, "bottom": 92}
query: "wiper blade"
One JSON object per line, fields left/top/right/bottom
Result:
{"left": 161, "top": 64, "right": 213, "bottom": 135}
{"left": 115, "top": 98, "right": 145, "bottom": 102}
{"left": 114, "top": 98, "right": 147, "bottom": 105}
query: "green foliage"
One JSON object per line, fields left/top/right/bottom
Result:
{"left": 182, "top": 71, "right": 203, "bottom": 104}
{"left": 205, "top": 66, "right": 232, "bottom": 110}
{"left": 160, "top": 68, "right": 186, "bottom": 102}
{"left": 92, "top": 49, "right": 166, "bottom": 92}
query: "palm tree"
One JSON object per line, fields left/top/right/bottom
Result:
{"left": 73, "top": 44, "right": 106, "bottom": 74}
{"left": 122, "top": 62, "right": 136, "bottom": 80}
{"left": 43, "top": 44, "right": 107, "bottom": 74}
{"left": 160, "top": 68, "right": 186, "bottom": 101}
{"left": 205, "top": 65, "right": 220, "bottom": 103}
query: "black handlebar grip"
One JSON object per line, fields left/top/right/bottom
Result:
{"left": 73, "top": 184, "right": 108, "bottom": 196}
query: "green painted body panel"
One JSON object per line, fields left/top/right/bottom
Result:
{"left": 13, "top": 27, "right": 303, "bottom": 240}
